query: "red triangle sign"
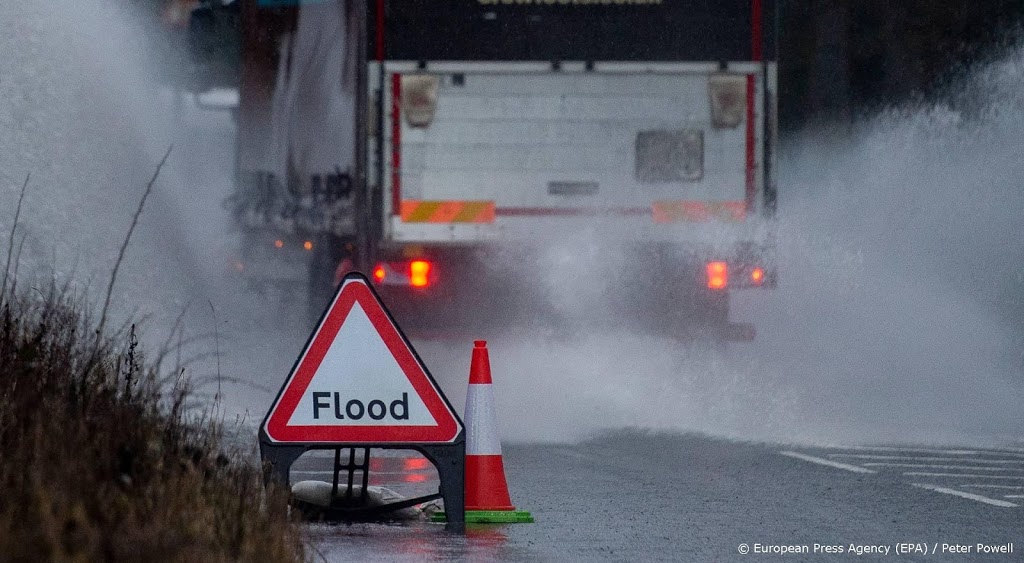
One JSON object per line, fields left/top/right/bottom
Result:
{"left": 263, "top": 273, "right": 462, "bottom": 444}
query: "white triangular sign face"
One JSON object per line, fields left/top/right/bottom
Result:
{"left": 263, "top": 274, "right": 461, "bottom": 444}
{"left": 285, "top": 300, "right": 437, "bottom": 427}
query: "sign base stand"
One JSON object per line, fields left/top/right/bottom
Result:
{"left": 257, "top": 273, "right": 466, "bottom": 530}
{"left": 260, "top": 436, "right": 465, "bottom": 528}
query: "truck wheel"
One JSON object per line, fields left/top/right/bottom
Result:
{"left": 657, "top": 288, "right": 730, "bottom": 345}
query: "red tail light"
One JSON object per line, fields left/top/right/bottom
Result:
{"left": 706, "top": 261, "right": 728, "bottom": 290}
{"left": 750, "top": 267, "right": 765, "bottom": 285}
{"left": 409, "top": 260, "right": 432, "bottom": 288}
{"left": 372, "top": 264, "right": 386, "bottom": 283}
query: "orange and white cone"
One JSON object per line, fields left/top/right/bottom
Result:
{"left": 462, "top": 340, "right": 533, "bottom": 523}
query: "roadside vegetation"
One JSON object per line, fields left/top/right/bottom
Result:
{"left": 0, "top": 171, "right": 304, "bottom": 561}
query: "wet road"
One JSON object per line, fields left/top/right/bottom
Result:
{"left": 303, "top": 433, "right": 1022, "bottom": 562}
{"left": 4, "top": 4, "right": 1023, "bottom": 561}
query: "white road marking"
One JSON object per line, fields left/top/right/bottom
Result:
{"left": 863, "top": 463, "right": 1024, "bottom": 472}
{"left": 829, "top": 454, "right": 1024, "bottom": 464}
{"left": 787, "top": 447, "right": 1024, "bottom": 506}
{"left": 829, "top": 446, "right": 977, "bottom": 455}
{"left": 904, "top": 472, "right": 1024, "bottom": 480}
{"left": 827, "top": 446, "right": 1024, "bottom": 458}
{"left": 779, "top": 451, "right": 876, "bottom": 474}
{"left": 911, "top": 483, "right": 1018, "bottom": 508}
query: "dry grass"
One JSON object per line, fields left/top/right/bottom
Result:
{"left": 0, "top": 280, "right": 305, "bottom": 562}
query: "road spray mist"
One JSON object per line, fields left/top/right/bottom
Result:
{"left": 2, "top": 0, "right": 1022, "bottom": 446}
{"left": 419, "top": 45, "right": 1024, "bottom": 447}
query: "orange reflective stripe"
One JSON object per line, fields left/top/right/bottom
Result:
{"left": 400, "top": 200, "right": 496, "bottom": 223}
{"left": 683, "top": 201, "right": 711, "bottom": 221}
{"left": 432, "top": 201, "right": 463, "bottom": 222}
{"left": 401, "top": 200, "right": 438, "bottom": 223}
{"left": 652, "top": 201, "right": 747, "bottom": 223}
{"left": 454, "top": 202, "right": 495, "bottom": 222}
{"left": 718, "top": 201, "right": 747, "bottom": 221}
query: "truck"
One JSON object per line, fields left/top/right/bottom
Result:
{"left": 191, "top": 0, "right": 778, "bottom": 339}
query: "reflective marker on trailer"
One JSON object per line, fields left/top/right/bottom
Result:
{"left": 707, "top": 261, "right": 728, "bottom": 290}
{"left": 274, "top": 239, "right": 284, "bottom": 249}
{"left": 303, "top": 240, "right": 314, "bottom": 251}
{"left": 409, "top": 260, "right": 432, "bottom": 288}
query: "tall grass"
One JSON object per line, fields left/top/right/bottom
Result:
{"left": 0, "top": 165, "right": 305, "bottom": 560}
{"left": 0, "top": 280, "right": 304, "bottom": 561}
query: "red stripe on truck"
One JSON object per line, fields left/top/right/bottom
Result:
{"left": 391, "top": 73, "right": 401, "bottom": 216}
{"left": 495, "top": 207, "right": 649, "bottom": 217}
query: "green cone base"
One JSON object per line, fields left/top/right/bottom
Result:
{"left": 431, "top": 510, "right": 534, "bottom": 523}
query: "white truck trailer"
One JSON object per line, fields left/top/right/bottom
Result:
{"left": 227, "top": 0, "right": 778, "bottom": 339}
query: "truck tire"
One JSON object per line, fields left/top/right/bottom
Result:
{"left": 645, "top": 278, "right": 730, "bottom": 344}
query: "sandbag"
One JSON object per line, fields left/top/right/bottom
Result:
{"left": 291, "top": 480, "right": 428, "bottom": 521}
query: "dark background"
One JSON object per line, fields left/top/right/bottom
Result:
{"left": 780, "top": 0, "right": 1024, "bottom": 131}
{"left": 377, "top": 0, "right": 777, "bottom": 63}
{"left": 153, "top": 0, "right": 1024, "bottom": 130}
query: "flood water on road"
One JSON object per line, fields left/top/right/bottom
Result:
{"left": 2, "top": 2, "right": 1024, "bottom": 559}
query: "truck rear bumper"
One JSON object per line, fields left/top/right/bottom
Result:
{"left": 366, "top": 242, "right": 757, "bottom": 341}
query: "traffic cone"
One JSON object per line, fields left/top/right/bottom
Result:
{"left": 435, "top": 340, "right": 533, "bottom": 524}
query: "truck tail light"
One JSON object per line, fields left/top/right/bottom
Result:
{"left": 750, "top": 267, "right": 765, "bottom": 285}
{"left": 706, "top": 261, "right": 728, "bottom": 290}
{"left": 409, "top": 260, "right": 432, "bottom": 288}
{"left": 371, "top": 260, "right": 435, "bottom": 288}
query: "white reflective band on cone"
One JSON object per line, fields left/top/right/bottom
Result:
{"left": 465, "top": 384, "right": 502, "bottom": 455}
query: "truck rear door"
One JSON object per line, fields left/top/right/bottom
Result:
{"left": 381, "top": 62, "right": 765, "bottom": 244}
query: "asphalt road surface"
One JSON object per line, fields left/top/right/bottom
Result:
{"left": 300, "top": 433, "right": 1022, "bottom": 562}
{"left": 4, "top": 4, "right": 1022, "bottom": 561}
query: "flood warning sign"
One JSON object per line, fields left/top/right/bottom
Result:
{"left": 262, "top": 274, "right": 461, "bottom": 444}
